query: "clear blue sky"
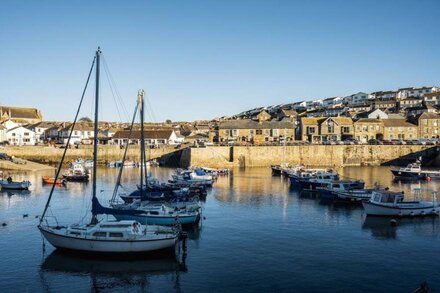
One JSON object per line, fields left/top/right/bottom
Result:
{"left": 1, "top": 0, "right": 439, "bottom": 122}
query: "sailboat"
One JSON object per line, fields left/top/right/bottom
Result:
{"left": 104, "top": 90, "right": 201, "bottom": 226}
{"left": 38, "top": 48, "right": 180, "bottom": 254}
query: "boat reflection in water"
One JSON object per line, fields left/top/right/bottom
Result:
{"left": 362, "top": 216, "right": 440, "bottom": 240}
{"left": 0, "top": 189, "right": 31, "bottom": 197}
{"left": 39, "top": 250, "right": 187, "bottom": 291}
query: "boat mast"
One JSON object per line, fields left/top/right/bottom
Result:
{"left": 139, "top": 90, "right": 145, "bottom": 198}
{"left": 92, "top": 47, "right": 101, "bottom": 200}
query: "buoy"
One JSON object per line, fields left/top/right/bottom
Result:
{"left": 1, "top": 223, "right": 7, "bottom": 227}
{"left": 426, "top": 176, "right": 431, "bottom": 182}
{"left": 203, "top": 216, "right": 206, "bottom": 220}
{"left": 390, "top": 219, "right": 397, "bottom": 226}
{"left": 23, "top": 214, "right": 28, "bottom": 218}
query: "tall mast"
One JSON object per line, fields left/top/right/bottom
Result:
{"left": 92, "top": 47, "right": 101, "bottom": 199}
{"left": 139, "top": 90, "right": 145, "bottom": 198}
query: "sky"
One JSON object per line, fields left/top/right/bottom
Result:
{"left": 1, "top": 0, "right": 439, "bottom": 123}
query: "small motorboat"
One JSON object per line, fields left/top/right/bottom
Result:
{"left": 0, "top": 178, "right": 31, "bottom": 190}
{"left": 42, "top": 176, "right": 66, "bottom": 185}
{"left": 63, "top": 163, "right": 89, "bottom": 182}
{"left": 390, "top": 159, "right": 440, "bottom": 180}
{"left": 297, "top": 171, "right": 342, "bottom": 191}
{"left": 84, "top": 160, "right": 94, "bottom": 168}
{"left": 318, "top": 181, "right": 373, "bottom": 203}
{"left": 271, "top": 165, "right": 282, "bottom": 176}
{"left": 362, "top": 188, "right": 440, "bottom": 217}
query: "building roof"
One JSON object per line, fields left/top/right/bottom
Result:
{"left": 0, "top": 106, "right": 42, "bottom": 120}
{"left": 301, "top": 117, "right": 326, "bottom": 125}
{"left": 218, "top": 119, "right": 295, "bottom": 129}
{"left": 324, "top": 117, "right": 353, "bottom": 125}
{"left": 418, "top": 112, "right": 439, "bottom": 120}
{"left": 382, "top": 119, "right": 416, "bottom": 127}
{"left": 113, "top": 130, "right": 174, "bottom": 139}
{"left": 280, "top": 109, "right": 297, "bottom": 117}
{"left": 60, "top": 122, "right": 94, "bottom": 132}
{"left": 355, "top": 118, "right": 383, "bottom": 124}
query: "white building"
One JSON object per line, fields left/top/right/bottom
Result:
{"left": 397, "top": 86, "right": 440, "bottom": 99}
{"left": 344, "top": 92, "right": 370, "bottom": 105}
{"left": 26, "top": 121, "right": 57, "bottom": 143}
{"left": 0, "top": 125, "right": 6, "bottom": 144}
{"left": 59, "top": 122, "right": 95, "bottom": 144}
{"left": 112, "top": 129, "right": 181, "bottom": 146}
{"left": 7, "top": 126, "right": 36, "bottom": 146}
{"left": 1, "top": 119, "right": 19, "bottom": 130}
{"left": 322, "top": 97, "right": 344, "bottom": 108}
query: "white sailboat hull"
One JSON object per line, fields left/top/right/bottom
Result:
{"left": 362, "top": 202, "right": 440, "bottom": 217}
{"left": 39, "top": 226, "right": 177, "bottom": 254}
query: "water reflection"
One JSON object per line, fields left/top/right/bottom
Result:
{"left": 362, "top": 217, "right": 440, "bottom": 240}
{"left": 39, "top": 251, "right": 186, "bottom": 292}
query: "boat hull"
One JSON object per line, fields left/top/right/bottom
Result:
{"left": 39, "top": 226, "right": 177, "bottom": 254}
{"left": 63, "top": 175, "right": 89, "bottom": 182}
{"left": 362, "top": 202, "right": 440, "bottom": 217}
{"left": 113, "top": 213, "right": 200, "bottom": 226}
{"left": 0, "top": 180, "right": 31, "bottom": 190}
{"left": 391, "top": 170, "right": 426, "bottom": 180}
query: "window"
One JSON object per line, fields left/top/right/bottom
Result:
{"left": 23, "top": 138, "right": 30, "bottom": 142}
{"left": 342, "top": 127, "right": 350, "bottom": 133}
{"left": 232, "top": 129, "right": 239, "bottom": 136}
{"left": 109, "top": 232, "right": 123, "bottom": 237}
{"left": 12, "top": 133, "right": 15, "bottom": 137}
{"left": 307, "top": 127, "right": 315, "bottom": 134}
{"left": 24, "top": 132, "right": 29, "bottom": 136}
{"left": 271, "top": 129, "right": 278, "bottom": 136}
{"left": 256, "top": 129, "right": 263, "bottom": 135}
{"left": 93, "top": 232, "right": 107, "bottom": 237}
{"left": 224, "top": 130, "right": 229, "bottom": 135}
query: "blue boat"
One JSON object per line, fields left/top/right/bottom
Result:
{"left": 318, "top": 180, "right": 369, "bottom": 203}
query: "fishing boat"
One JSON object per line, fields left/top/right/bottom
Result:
{"left": 63, "top": 163, "right": 89, "bottom": 182}
{"left": 38, "top": 48, "right": 180, "bottom": 254}
{"left": 318, "top": 181, "right": 373, "bottom": 202}
{"left": 42, "top": 176, "right": 66, "bottom": 185}
{"left": 390, "top": 159, "right": 440, "bottom": 180}
{"left": 200, "top": 167, "right": 229, "bottom": 175}
{"left": 297, "top": 171, "right": 342, "bottom": 191}
{"left": 362, "top": 188, "right": 440, "bottom": 217}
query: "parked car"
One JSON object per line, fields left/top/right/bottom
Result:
{"left": 368, "top": 139, "right": 383, "bottom": 145}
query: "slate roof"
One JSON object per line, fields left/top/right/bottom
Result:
{"left": 218, "top": 119, "right": 295, "bottom": 129}
{"left": 113, "top": 130, "right": 174, "bottom": 139}
{"left": 382, "top": 119, "right": 416, "bottom": 127}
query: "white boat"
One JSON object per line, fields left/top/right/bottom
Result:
{"left": 84, "top": 160, "right": 94, "bottom": 168}
{"left": 0, "top": 179, "right": 31, "bottom": 190}
{"left": 362, "top": 188, "right": 440, "bottom": 217}
{"left": 38, "top": 48, "right": 180, "bottom": 255}
{"left": 319, "top": 180, "right": 372, "bottom": 202}
{"left": 39, "top": 220, "right": 178, "bottom": 253}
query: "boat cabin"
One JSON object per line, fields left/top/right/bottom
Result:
{"left": 371, "top": 191, "right": 404, "bottom": 204}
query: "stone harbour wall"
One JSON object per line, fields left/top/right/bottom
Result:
{"left": 183, "top": 145, "right": 440, "bottom": 168}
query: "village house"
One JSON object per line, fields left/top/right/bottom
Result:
{"left": 300, "top": 117, "right": 326, "bottom": 142}
{"left": 399, "top": 98, "right": 423, "bottom": 109}
{"left": 344, "top": 92, "right": 370, "bottom": 105}
{"left": 319, "top": 117, "right": 354, "bottom": 141}
{"left": 215, "top": 119, "right": 295, "bottom": 145}
{"left": 58, "top": 122, "right": 95, "bottom": 144}
{"left": 397, "top": 86, "right": 440, "bottom": 99}
{"left": 372, "top": 91, "right": 398, "bottom": 101}
{"left": 0, "top": 119, "right": 20, "bottom": 130}
{"left": 0, "top": 106, "right": 43, "bottom": 125}
{"left": 347, "top": 104, "right": 371, "bottom": 113}
{"left": 112, "top": 129, "right": 181, "bottom": 146}
{"left": 254, "top": 110, "right": 271, "bottom": 122}
{"left": 354, "top": 119, "right": 384, "bottom": 143}
{"left": 26, "top": 121, "right": 57, "bottom": 143}
{"left": 277, "top": 109, "right": 298, "bottom": 122}
{"left": 405, "top": 103, "right": 438, "bottom": 118}
{"left": 354, "top": 109, "right": 388, "bottom": 120}
{"left": 6, "top": 126, "right": 36, "bottom": 146}
{"left": 324, "top": 106, "right": 347, "bottom": 117}
{"left": 322, "top": 97, "right": 344, "bottom": 108}
{"left": 371, "top": 99, "right": 397, "bottom": 110}
{"left": 382, "top": 119, "right": 417, "bottom": 140}
{"left": 422, "top": 92, "right": 440, "bottom": 105}
{"left": 415, "top": 112, "right": 440, "bottom": 139}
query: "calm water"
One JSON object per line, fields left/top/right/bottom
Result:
{"left": 0, "top": 166, "right": 439, "bottom": 292}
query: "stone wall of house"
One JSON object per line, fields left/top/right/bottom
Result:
{"left": 3, "top": 145, "right": 178, "bottom": 164}
{"left": 183, "top": 145, "right": 439, "bottom": 168}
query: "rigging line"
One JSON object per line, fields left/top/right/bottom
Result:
{"left": 111, "top": 99, "right": 140, "bottom": 203}
{"left": 39, "top": 56, "right": 96, "bottom": 225}
{"left": 102, "top": 58, "right": 124, "bottom": 123}
{"left": 145, "top": 94, "right": 157, "bottom": 122}
{"left": 101, "top": 55, "right": 130, "bottom": 121}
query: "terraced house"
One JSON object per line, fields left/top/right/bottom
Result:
{"left": 215, "top": 119, "right": 296, "bottom": 145}
{"left": 382, "top": 119, "right": 417, "bottom": 140}
{"left": 354, "top": 119, "right": 384, "bottom": 143}
{"left": 415, "top": 112, "right": 440, "bottom": 139}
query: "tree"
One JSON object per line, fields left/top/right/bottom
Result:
{"left": 79, "top": 117, "right": 92, "bottom": 122}
{"left": 165, "top": 119, "right": 172, "bottom": 124}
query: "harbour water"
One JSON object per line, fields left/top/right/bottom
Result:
{"left": 0, "top": 166, "right": 439, "bottom": 292}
